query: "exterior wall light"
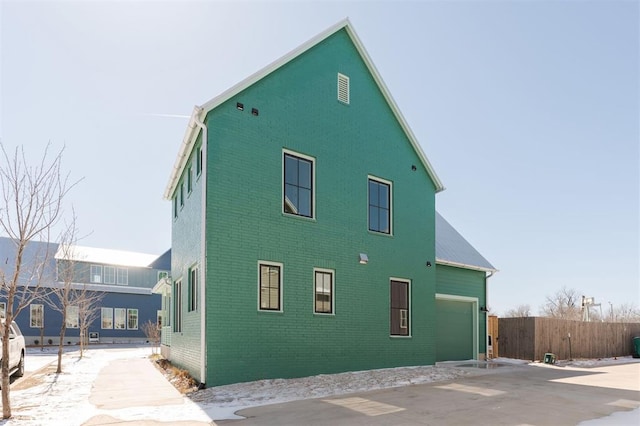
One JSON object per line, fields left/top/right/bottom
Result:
{"left": 359, "top": 253, "right": 368, "bottom": 264}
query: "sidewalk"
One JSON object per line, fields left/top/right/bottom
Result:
{"left": 83, "top": 357, "right": 214, "bottom": 426}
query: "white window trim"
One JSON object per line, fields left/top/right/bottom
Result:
{"left": 257, "top": 260, "right": 284, "bottom": 313}
{"left": 435, "top": 293, "right": 479, "bottom": 359}
{"left": 390, "top": 277, "right": 411, "bottom": 338}
{"left": 104, "top": 266, "right": 116, "bottom": 284}
{"left": 313, "top": 268, "right": 335, "bottom": 316}
{"left": 114, "top": 307, "right": 127, "bottom": 330}
{"left": 368, "top": 175, "right": 393, "bottom": 236}
{"left": 90, "top": 265, "right": 103, "bottom": 283}
{"left": 127, "top": 308, "right": 139, "bottom": 330}
{"left": 282, "top": 149, "right": 316, "bottom": 220}
{"left": 101, "top": 307, "right": 113, "bottom": 329}
{"left": 116, "top": 267, "right": 128, "bottom": 285}
{"left": 30, "top": 304, "right": 44, "bottom": 328}
{"left": 66, "top": 305, "right": 79, "bottom": 329}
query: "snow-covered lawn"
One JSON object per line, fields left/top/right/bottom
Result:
{"left": 1, "top": 346, "right": 638, "bottom": 425}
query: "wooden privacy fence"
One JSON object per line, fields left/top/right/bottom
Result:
{"left": 497, "top": 317, "right": 640, "bottom": 361}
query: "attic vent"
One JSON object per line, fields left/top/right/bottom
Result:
{"left": 337, "top": 73, "right": 350, "bottom": 104}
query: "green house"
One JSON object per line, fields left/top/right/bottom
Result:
{"left": 160, "top": 19, "right": 495, "bottom": 387}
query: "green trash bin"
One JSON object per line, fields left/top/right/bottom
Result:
{"left": 633, "top": 337, "right": 640, "bottom": 358}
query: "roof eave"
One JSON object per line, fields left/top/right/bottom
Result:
{"left": 436, "top": 258, "right": 498, "bottom": 273}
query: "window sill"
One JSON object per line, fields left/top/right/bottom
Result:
{"left": 368, "top": 230, "right": 393, "bottom": 238}
{"left": 258, "top": 309, "right": 284, "bottom": 314}
{"left": 389, "top": 335, "right": 412, "bottom": 339}
{"left": 313, "top": 312, "right": 335, "bottom": 317}
{"left": 282, "top": 212, "right": 316, "bottom": 222}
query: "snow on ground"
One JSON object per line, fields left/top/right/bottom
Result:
{"left": 1, "top": 347, "right": 638, "bottom": 424}
{"left": 191, "top": 364, "right": 470, "bottom": 420}
{"left": 1, "top": 345, "right": 180, "bottom": 426}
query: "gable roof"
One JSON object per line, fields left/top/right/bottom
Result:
{"left": 435, "top": 212, "right": 497, "bottom": 272}
{"left": 164, "top": 18, "right": 444, "bottom": 200}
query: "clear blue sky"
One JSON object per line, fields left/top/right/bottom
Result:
{"left": 1, "top": 0, "right": 638, "bottom": 316}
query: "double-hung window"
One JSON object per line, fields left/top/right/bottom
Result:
{"left": 114, "top": 308, "right": 126, "bottom": 329}
{"left": 259, "top": 262, "right": 282, "bottom": 311}
{"left": 90, "top": 265, "right": 103, "bottom": 283}
{"left": 101, "top": 307, "right": 113, "bottom": 329}
{"left": 116, "top": 268, "right": 128, "bottom": 285}
{"left": 104, "top": 266, "right": 116, "bottom": 284}
{"left": 30, "top": 304, "right": 44, "bottom": 328}
{"left": 368, "top": 177, "right": 392, "bottom": 234}
{"left": 314, "top": 269, "right": 334, "bottom": 314}
{"left": 66, "top": 305, "right": 79, "bottom": 329}
{"left": 127, "top": 309, "right": 138, "bottom": 330}
{"left": 283, "top": 151, "right": 314, "bottom": 218}
{"left": 390, "top": 280, "right": 410, "bottom": 336}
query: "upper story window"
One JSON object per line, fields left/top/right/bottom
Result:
{"left": 173, "top": 196, "right": 178, "bottom": 219}
{"left": 187, "top": 164, "right": 193, "bottom": 194}
{"left": 196, "top": 145, "right": 203, "bottom": 177}
{"left": 104, "top": 266, "right": 116, "bottom": 284}
{"left": 116, "top": 268, "right": 128, "bottom": 285}
{"left": 179, "top": 182, "right": 185, "bottom": 208}
{"left": 90, "top": 265, "right": 103, "bottom": 283}
{"left": 283, "top": 150, "right": 314, "bottom": 218}
{"left": 368, "top": 176, "right": 392, "bottom": 234}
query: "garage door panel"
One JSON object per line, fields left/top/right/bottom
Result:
{"left": 436, "top": 299, "right": 473, "bottom": 362}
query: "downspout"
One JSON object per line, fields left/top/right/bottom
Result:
{"left": 192, "top": 108, "right": 207, "bottom": 385}
{"left": 485, "top": 270, "right": 495, "bottom": 360}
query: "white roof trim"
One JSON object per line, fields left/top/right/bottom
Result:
{"left": 164, "top": 18, "right": 444, "bottom": 200}
{"left": 436, "top": 258, "right": 498, "bottom": 273}
{"left": 41, "top": 281, "right": 153, "bottom": 295}
{"left": 55, "top": 244, "right": 158, "bottom": 268}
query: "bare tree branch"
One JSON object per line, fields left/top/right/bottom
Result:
{"left": 0, "top": 142, "right": 78, "bottom": 419}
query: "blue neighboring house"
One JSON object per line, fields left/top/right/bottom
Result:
{"left": 0, "top": 237, "right": 168, "bottom": 345}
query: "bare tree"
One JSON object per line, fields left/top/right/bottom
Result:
{"left": 0, "top": 143, "right": 76, "bottom": 419}
{"left": 47, "top": 218, "right": 103, "bottom": 369}
{"left": 77, "top": 290, "right": 104, "bottom": 358}
{"left": 610, "top": 303, "right": 640, "bottom": 323}
{"left": 504, "top": 304, "right": 531, "bottom": 318}
{"left": 539, "top": 287, "right": 582, "bottom": 320}
{"left": 141, "top": 320, "right": 161, "bottom": 355}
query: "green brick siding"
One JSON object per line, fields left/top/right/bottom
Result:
{"left": 201, "top": 29, "right": 438, "bottom": 386}
{"left": 169, "top": 136, "right": 203, "bottom": 381}
{"left": 435, "top": 264, "right": 487, "bottom": 354}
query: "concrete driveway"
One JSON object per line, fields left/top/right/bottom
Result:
{"left": 217, "top": 362, "right": 640, "bottom": 425}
